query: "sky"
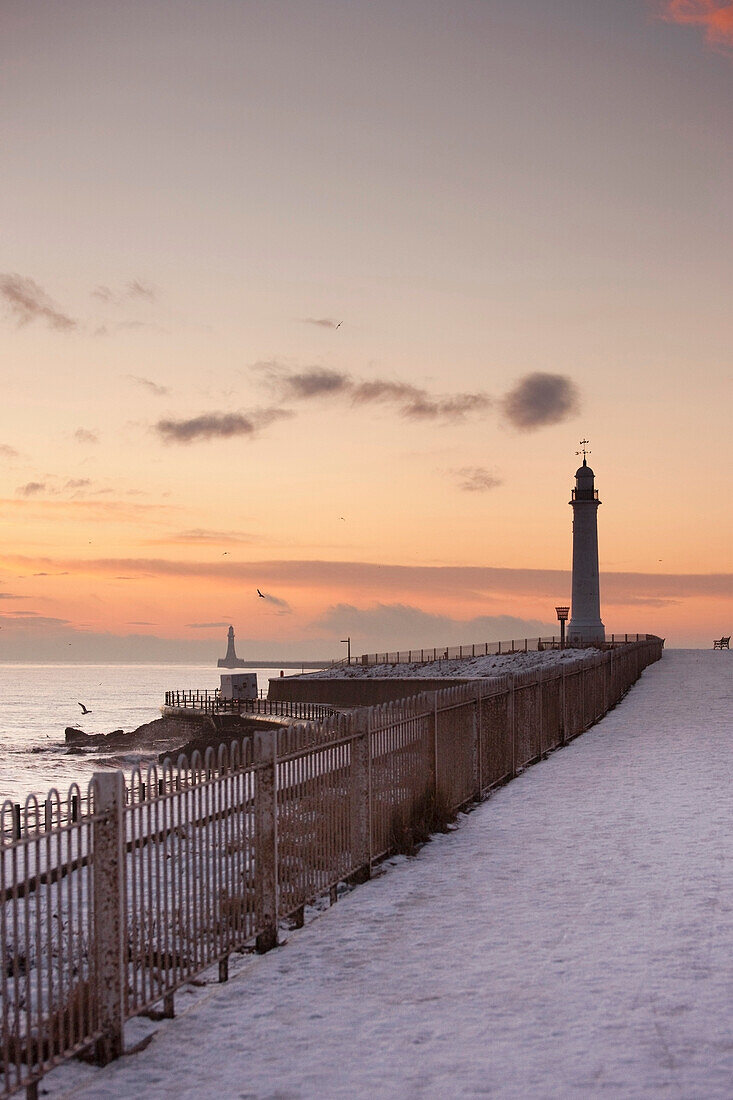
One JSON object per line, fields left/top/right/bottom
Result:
{"left": 1, "top": 0, "right": 732, "bottom": 661}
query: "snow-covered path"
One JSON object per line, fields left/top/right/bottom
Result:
{"left": 55, "top": 651, "right": 732, "bottom": 1098}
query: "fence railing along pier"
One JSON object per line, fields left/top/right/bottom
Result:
{"left": 346, "top": 633, "right": 655, "bottom": 667}
{"left": 1, "top": 638, "right": 662, "bottom": 1097}
{"left": 162, "top": 694, "right": 336, "bottom": 721}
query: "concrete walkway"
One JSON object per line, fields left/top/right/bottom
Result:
{"left": 54, "top": 650, "right": 732, "bottom": 1098}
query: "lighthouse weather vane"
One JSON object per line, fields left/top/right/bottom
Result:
{"left": 576, "top": 439, "right": 591, "bottom": 462}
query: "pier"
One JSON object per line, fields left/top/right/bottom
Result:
{"left": 2, "top": 640, "right": 661, "bottom": 1096}
{"left": 60, "top": 649, "right": 731, "bottom": 1098}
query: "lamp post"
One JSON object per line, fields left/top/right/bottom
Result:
{"left": 555, "top": 606, "right": 570, "bottom": 649}
{"left": 341, "top": 637, "right": 351, "bottom": 665}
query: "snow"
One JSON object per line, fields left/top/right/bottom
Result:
{"left": 45, "top": 650, "right": 732, "bottom": 1098}
{"left": 299, "top": 646, "right": 599, "bottom": 679}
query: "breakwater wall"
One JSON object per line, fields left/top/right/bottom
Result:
{"left": 1, "top": 637, "right": 662, "bottom": 1097}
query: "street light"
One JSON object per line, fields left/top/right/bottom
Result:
{"left": 341, "top": 637, "right": 351, "bottom": 665}
{"left": 555, "top": 606, "right": 570, "bottom": 649}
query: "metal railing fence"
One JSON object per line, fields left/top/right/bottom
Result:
{"left": 343, "top": 633, "right": 653, "bottom": 667}
{"left": 0, "top": 765, "right": 245, "bottom": 847}
{"left": 163, "top": 693, "right": 336, "bottom": 721}
{"left": 1, "top": 638, "right": 663, "bottom": 1097}
{"left": 1, "top": 789, "right": 89, "bottom": 847}
{"left": 1, "top": 799, "right": 99, "bottom": 1095}
{"left": 2, "top": 701, "right": 337, "bottom": 844}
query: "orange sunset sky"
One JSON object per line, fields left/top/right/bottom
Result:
{"left": 1, "top": 0, "right": 732, "bottom": 661}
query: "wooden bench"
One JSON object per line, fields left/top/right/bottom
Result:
{"left": 713, "top": 636, "right": 730, "bottom": 649}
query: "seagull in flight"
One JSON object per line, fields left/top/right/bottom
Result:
{"left": 335, "top": 321, "right": 342, "bottom": 328}
{"left": 78, "top": 702, "right": 91, "bottom": 715}
{"left": 257, "top": 589, "right": 266, "bottom": 599}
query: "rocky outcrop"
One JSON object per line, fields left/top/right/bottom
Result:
{"left": 63, "top": 713, "right": 283, "bottom": 764}
{"left": 66, "top": 717, "right": 183, "bottom": 752}
{"left": 65, "top": 727, "right": 131, "bottom": 747}
{"left": 64, "top": 716, "right": 204, "bottom": 750}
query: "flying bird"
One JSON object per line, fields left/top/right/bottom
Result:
{"left": 78, "top": 702, "right": 91, "bottom": 714}
{"left": 257, "top": 589, "right": 266, "bottom": 598}
{"left": 336, "top": 321, "right": 342, "bottom": 328}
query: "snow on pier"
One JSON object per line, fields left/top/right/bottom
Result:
{"left": 50, "top": 650, "right": 732, "bottom": 1098}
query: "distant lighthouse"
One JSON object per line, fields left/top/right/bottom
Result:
{"left": 567, "top": 443, "right": 605, "bottom": 647}
{"left": 218, "top": 625, "right": 245, "bottom": 668}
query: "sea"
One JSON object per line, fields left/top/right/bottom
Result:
{"left": 0, "top": 663, "right": 307, "bottom": 806}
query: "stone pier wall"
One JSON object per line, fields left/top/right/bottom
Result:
{"left": 267, "top": 676, "right": 476, "bottom": 707}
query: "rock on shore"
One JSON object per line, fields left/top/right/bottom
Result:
{"left": 64, "top": 717, "right": 186, "bottom": 749}
{"left": 64, "top": 714, "right": 283, "bottom": 765}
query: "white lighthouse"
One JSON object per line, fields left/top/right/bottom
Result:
{"left": 567, "top": 445, "right": 605, "bottom": 647}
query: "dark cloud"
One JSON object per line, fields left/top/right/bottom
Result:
{"left": 127, "top": 621, "right": 157, "bottom": 625}
{"left": 0, "top": 444, "right": 19, "bottom": 459}
{"left": 303, "top": 317, "right": 340, "bottom": 329}
{"left": 17, "top": 481, "right": 47, "bottom": 497}
{"left": 350, "top": 379, "right": 491, "bottom": 421}
{"left": 187, "top": 621, "right": 231, "bottom": 629}
{"left": 350, "top": 379, "right": 424, "bottom": 405}
{"left": 261, "top": 366, "right": 492, "bottom": 423}
{"left": 452, "top": 467, "right": 503, "bottom": 492}
{"left": 65, "top": 478, "right": 92, "bottom": 490}
{"left": 280, "top": 367, "right": 350, "bottom": 399}
{"left": 501, "top": 372, "right": 579, "bottom": 431}
{"left": 156, "top": 407, "right": 291, "bottom": 444}
{"left": 261, "top": 365, "right": 582, "bottom": 430}
{"left": 74, "top": 428, "right": 99, "bottom": 444}
{"left": 350, "top": 379, "right": 492, "bottom": 420}
{"left": 397, "top": 392, "right": 492, "bottom": 421}
{"left": 0, "top": 592, "right": 24, "bottom": 599}
{"left": 128, "top": 374, "right": 170, "bottom": 396}
{"left": 0, "top": 273, "right": 77, "bottom": 330}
